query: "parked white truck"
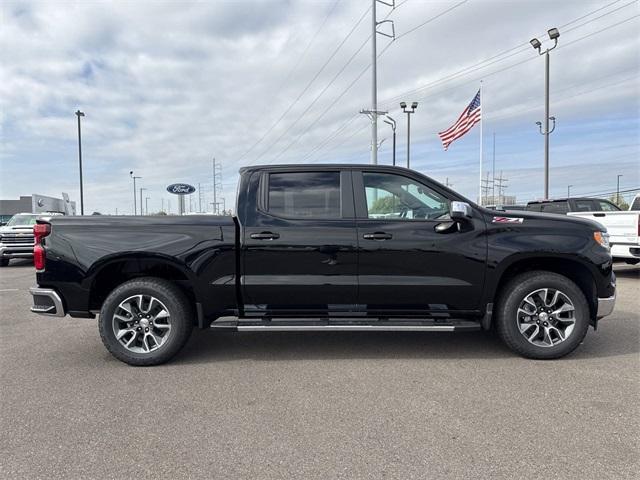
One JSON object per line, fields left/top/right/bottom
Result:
{"left": 0, "top": 213, "right": 62, "bottom": 266}
{"left": 568, "top": 202, "right": 640, "bottom": 265}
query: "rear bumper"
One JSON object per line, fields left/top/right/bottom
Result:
{"left": 29, "top": 287, "right": 65, "bottom": 317}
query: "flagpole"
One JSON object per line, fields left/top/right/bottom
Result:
{"left": 478, "top": 81, "right": 483, "bottom": 206}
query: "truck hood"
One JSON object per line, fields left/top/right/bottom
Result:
{"left": 0, "top": 225, "right": 34, "bottom": 234}
{"left": 487, "top": 209, "right": 606, "bottom": 231}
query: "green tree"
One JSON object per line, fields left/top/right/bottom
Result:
{"left": 370, "top": 196, "right": 399, "bottom": 215}
{"left": 608, "top": 195, "right": 629, "bottom": 210}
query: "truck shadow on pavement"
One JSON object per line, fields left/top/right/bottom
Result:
{"left": 177, "top": 330, "right": 513, "bottom": 363}
{"left": 174, "top": 323, "right": 639, "bottom": 364}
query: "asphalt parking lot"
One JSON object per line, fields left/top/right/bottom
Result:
{"left": 1, "top": 260, "right": 638, "bottom": 479}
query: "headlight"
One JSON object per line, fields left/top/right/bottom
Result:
{"left": 593, "top": 231, "right": 610, "bottom": 249}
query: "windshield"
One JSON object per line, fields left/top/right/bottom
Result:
{"left": 6, "top": 214, "right": 39, "bottom": 227}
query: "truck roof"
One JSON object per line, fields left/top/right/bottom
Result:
{"left": 239, "top": 164, "right": 416, "bottom": 174}
{"left": 527, "top": 197, "right": 609, "bottom": 204}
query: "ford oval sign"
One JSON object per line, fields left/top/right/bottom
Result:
{"left": 166, "top": 183, "right": 196, "bottom": 195}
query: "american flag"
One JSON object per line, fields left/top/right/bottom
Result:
{"left": 438, "top": 90, "right": 481, "bottom": 150}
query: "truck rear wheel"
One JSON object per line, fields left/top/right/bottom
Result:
{"left": 0, "top": 258, "right": 9, "bottom": 266}
{"left": 495, "top": 271, "right": 590, "bottom": 359}
{"left": 98, "top": 277, "right": 193, "bottom": 366}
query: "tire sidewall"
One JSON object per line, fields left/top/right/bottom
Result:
{"left": 99, "top": 279, "right": 192, "bottom": 364}
{"left": 498, "top": 273, "right": 590, "bottom": 359}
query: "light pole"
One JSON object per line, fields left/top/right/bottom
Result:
{"left": 400, "top": 102, "right": 418, "bottom": 169}
{"left": 531, "top": 27, "right": 560, "bottom": 200}
{"left": 383, "top": 114, "right": 397, "bottom": 166}
{"left": 139, "top": 187, "right": 146, "bottom": 216}
{"left": 567, "top": 185, "right": 573, "bottom": 198}
{"left": 75, "top": 110, "right": 85, "bottom": 215}
{"left": 617, "top": 174, "right": 623, "bottom": 206}
{"left": 145, "top": 196, "right": 150, "bottom": 215}
{"left": 130, "top": 172, "right": 141, "bottom": 215}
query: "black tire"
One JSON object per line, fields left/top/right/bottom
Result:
{"left": 495, "top": 271, "right": 590, "bottom": 359}
{"left": 98, "top": 277, "right": 194, "bottom": 366}
{"left": 0, "top": 258, "right": 9, "bottom": 267}
{"left": 624, "top": 259, "right": 640, "bottom": 265}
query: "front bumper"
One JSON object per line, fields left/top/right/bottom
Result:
{"left": 611, "top": 244, "right": 640, "bottom": 260}
{"left": 0, "top": 244, "right": 34, "bottom": 258}
{"left": 29, "top": 287, "right": 65, "bottom": 317}
{"left": 596, "top": 293, "right": 616, "bottom": 319}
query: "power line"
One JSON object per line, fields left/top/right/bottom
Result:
{"left": 380, "top": 0, "right": 637, "bottom": 108}
{"left": 256, "top": 34, "right": 372, "bottom": 163}
{"left": 296, "top": 1, "right": 638, "bottom": 162}
{"left": 268, "top": 0, "right": 470, "bottom": 163}
{"left": 236, "top": 3, "right": 371, "bottom": 164}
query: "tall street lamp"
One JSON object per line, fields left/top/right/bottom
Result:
{"left": 531, "top": 27, "right": 560, "bottom": 200}
{"left": 139, "top": 187, "right": 147, "bottom": 216}
{"left": 383, "top": 114, "right": 397, "bottom": 166}
{"left": 617, "top": 174, "right": 623, "bottom": 205}
{"left": 400, "top": 102, "right": 418, "bottom": 169}
{"left": 567, "top": 185, "right": 573, "bottom": 198}
{"left": 145, "top": 196, "right": 150, "bottom": 215}
{"left": 75, "top": 110, "right": 85, "bottom": 215}
{"left": 130, "top": 171, "right": 141, "bottom": 215}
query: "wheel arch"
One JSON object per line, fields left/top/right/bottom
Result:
{"left": 87, "top": 254, "right": 199, "bottom": 321}
{"left": 490, "top": 255, "right": 598, "bottom": 325}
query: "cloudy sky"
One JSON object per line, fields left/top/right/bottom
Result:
{"left": 1, "top": 0, "right": 638, "bottom": 214}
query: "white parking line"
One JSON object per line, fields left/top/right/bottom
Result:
{"left": 0, "top": 289, "right": 20, "bottom": 292}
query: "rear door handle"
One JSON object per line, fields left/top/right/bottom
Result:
{"left": 362, "top": 232, "right": 393, "bottom": 240}
{"left": 250, "top": 232, "right": 280, "bottom": 240}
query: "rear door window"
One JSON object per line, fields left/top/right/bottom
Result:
{"left": 540, "top": 202, "right": 569, "bottom": 214}
{"left": 574, "top": 200, "right": 596, "bottom": 211}
{"left": 267, "top": 171, "right": 341, "bottom": 219}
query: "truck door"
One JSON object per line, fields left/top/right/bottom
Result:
{"left": 353, "top": 170, "right": 487, "bottom": 315}
{"left": 241, "top": 169, "right": 358, "bottom": 316}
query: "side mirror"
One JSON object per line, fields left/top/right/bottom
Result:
{"left": 450, "top": 201, "right": 472, "bottom": 221}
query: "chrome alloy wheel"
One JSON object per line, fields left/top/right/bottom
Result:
{"left": 112, "top": 295, "right": 172, "bottom": 353}
{"left": 516, "top": 288, "right": 576, "bottom": 348}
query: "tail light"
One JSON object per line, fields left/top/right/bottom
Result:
{"left": 33, "top": 223, "right": 51, "bottom": 271}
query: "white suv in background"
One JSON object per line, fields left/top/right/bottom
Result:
{"left": 0, "top": 213, "right": 61, "bottom": 266}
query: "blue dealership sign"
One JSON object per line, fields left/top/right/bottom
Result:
{"left": 166, "top": 183, "right": 196, "bottom": 195}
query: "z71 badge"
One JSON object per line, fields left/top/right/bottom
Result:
{"left": 492, "top": 216, "right": 524, "bottom": 224}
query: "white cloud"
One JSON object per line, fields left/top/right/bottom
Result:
{"left": 1, "top": 0, "right": 638, "bottom": 214}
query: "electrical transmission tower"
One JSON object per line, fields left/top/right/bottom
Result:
{"left": 212, "top": 158, "right": 222, "bottom": 215}
{"left": 481, "top": 172, "right": 492, "bottom": 205}
{"left": 494, "top": 171, "right": 509, "bottom": 205}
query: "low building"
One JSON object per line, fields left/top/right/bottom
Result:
{"left": 0, "top": 193, "right": 76, "bottom": 223}
{"left": 484, "top": 195, "right": 518, "bottom": 206}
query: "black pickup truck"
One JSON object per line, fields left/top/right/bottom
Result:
{"left": 30, "top": 165, "right": 616, "bottom": 365}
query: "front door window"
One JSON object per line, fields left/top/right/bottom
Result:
{"left": 363, "top": 172, "right": 450, "bottom": 221}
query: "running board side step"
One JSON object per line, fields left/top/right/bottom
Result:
{"left": 237, "top": 325, "right": 462, "bottom": 332}
{"left": 210, "top": 319, "right": 481, "bottom": 332}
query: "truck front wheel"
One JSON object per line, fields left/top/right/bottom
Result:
{"left": 495, "top": 271, "right": 590, "bottom": 359}
{"left": 98, "top": 277, "right": 194, "bottom": 366}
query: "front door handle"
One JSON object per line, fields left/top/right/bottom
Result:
{"left": 363, "top": 232, "right": 393, "bottom": 240}
{"left": 250, "top": 231, "right": 280, "bottom": 240}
